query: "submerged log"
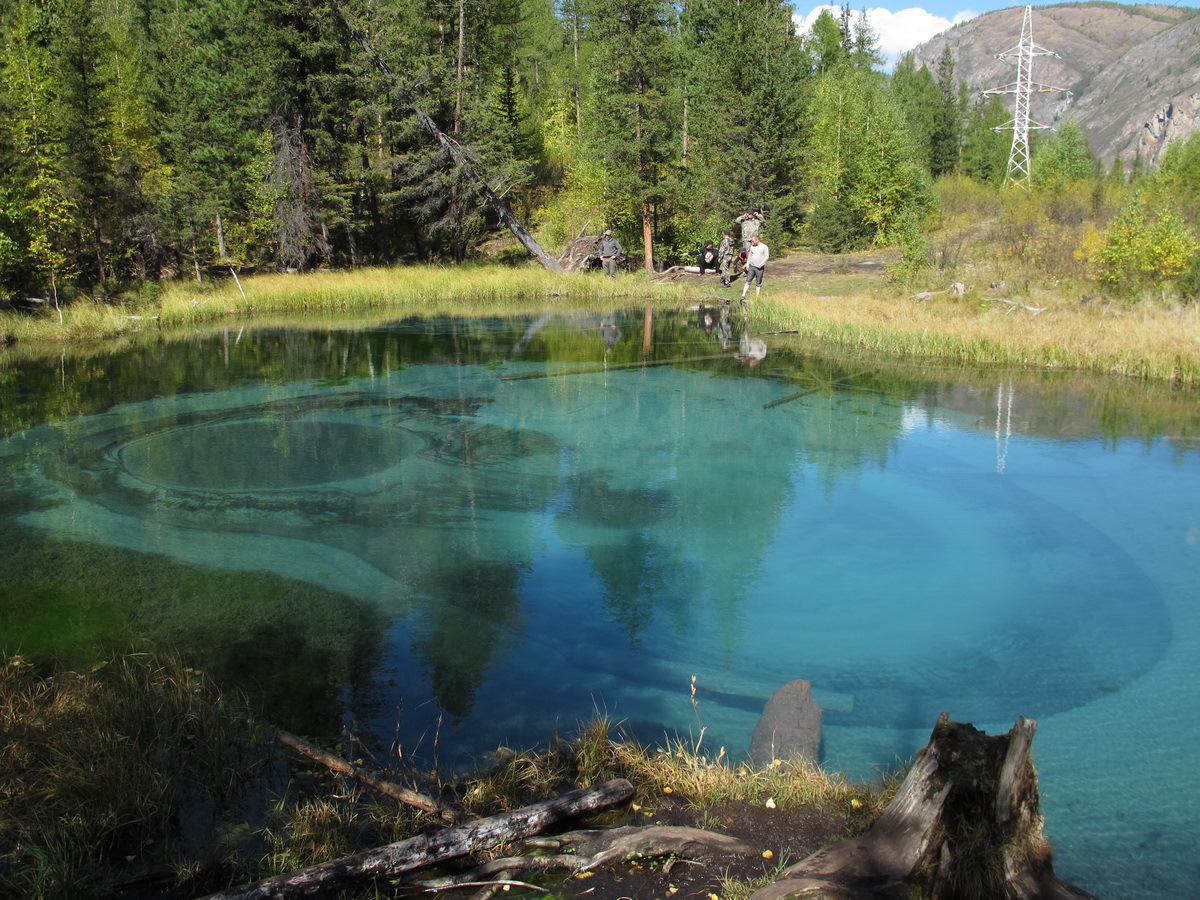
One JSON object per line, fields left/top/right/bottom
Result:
{"left": 202, "top": 779, "right": 634, "bottom": 900}
{"left": 274, "top": 730, "right": 464, "bottom": 824}
{"left": 748, "top": 714, "right": 1099, "bottom": 900}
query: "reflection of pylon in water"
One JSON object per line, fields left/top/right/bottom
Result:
{"left": 983, "top": 5, "right": 1071, "bottom": 187}
{"left": 995, "top": 378, "right": 1013, "bottom": 474}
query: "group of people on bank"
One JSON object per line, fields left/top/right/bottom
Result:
{"left": 592, "top": 208, "right": 770, "bottom": 299}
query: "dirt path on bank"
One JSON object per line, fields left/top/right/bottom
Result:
{"left": 768, "top": 247, "right": 899, "bottom": 281}
{"left": 652, "top": 247, "right": 901, "bottom": 292}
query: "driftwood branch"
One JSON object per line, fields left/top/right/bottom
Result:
{"left": 748, "top": 714, "right": 1099, "bottom": 900}
{"left": 429, "top": 879, "right": 549, "bottom": 894}
{"left": 274, "top": 730, "right": 464, "bottom": 824}
{"left": 984, "top": 298, "right": 1047, "bottom": 314}
{"left": 416, "top": 825, "right": 755, "bottom": 890}
{"left": 200, "top": 779, "right": 634, "bottom": 900}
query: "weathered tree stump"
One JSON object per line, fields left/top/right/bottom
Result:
{"left": 748, "top": 714, "right": 1099, "bottom": 900}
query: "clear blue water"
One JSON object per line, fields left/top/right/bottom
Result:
{"left": 1, "top": 311, "right": 1198, "bottom": 898}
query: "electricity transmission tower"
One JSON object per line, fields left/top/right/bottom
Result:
{"left": 983, "top": 5, "right": 1071, "bottom": 186}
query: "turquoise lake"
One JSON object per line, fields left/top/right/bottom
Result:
{"left": 1, "top": 308, "right": 1197, "bottom": 899}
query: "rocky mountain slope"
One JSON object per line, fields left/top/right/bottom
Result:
{"left": 911, "top": 2, "right": 1200, "bottom": 169}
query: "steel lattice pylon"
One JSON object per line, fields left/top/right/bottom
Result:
{"left": 983, "top": 5, "right": 1070, "bottom": 187}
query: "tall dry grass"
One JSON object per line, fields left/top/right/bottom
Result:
{"left": 754, "top": 286, "right": 1200, "bottom": 387}
{"left": 0, "top": 264, "right": 682, "bottom": 346}
{"left": 0, "top": 653, "right": 270, "bottom": 897}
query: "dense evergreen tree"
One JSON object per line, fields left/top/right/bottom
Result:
{"left": 582, "top": 0, "right": 680, "bottom": 269}
{"left": 890, "top": 51, "right": 939, "bottom": 170}
{"left": 961, "top": 93, "right": 1010, "bottom": 184}
{"left": 929, "top": 44, "right": 964, "bottom": 176}
{"left": 148, "top": 0, "right": 279, "bottom": 276}
{"left": 684, "top": 0, "right": 812, "bottom": 238}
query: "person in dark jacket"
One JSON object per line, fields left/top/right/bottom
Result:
{"left": 694, "top": 240, "right": 719, "bottom": 276}
{"left": 594, "top": 230, "right": 623, "bottom": 278}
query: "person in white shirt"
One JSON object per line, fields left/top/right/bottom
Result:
{"left": 741, "top": 234, "right": 769, "bottom": 301}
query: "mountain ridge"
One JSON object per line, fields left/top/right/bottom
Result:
{"left": 910, "top": 2, "right": 1200, "bottom": 168}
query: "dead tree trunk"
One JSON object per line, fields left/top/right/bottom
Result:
{"left": 200, "top": 779, "right": 634, "bottom": 900}
{"left": 749, "top": 714, "right": 1099, "bottom": 900}
{"left": 330, "top": 0, "right": 563, "bottom": 273}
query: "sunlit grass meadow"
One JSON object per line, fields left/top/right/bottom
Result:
{"left": 752, "top": 285, "right": 1200, "bottom": 387}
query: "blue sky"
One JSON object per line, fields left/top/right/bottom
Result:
{"left": 792, "top": 2, "right": 992, "bottom": 68}
{"left": 796, "top": 2, "right": 1200, "bottom": 68}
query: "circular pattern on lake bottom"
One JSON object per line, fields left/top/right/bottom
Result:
{"left": 120, "top": 420, "right": 422, "bottom": 490}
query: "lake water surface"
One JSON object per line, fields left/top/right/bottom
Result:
{"left": 1, "top": 308, "right": 1197, "bottom": 899}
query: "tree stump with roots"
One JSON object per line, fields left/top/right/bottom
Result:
{"left": 749, "top": 713, "right": 1100, "bottom": 900}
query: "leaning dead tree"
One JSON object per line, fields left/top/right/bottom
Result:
{"left": 330, "top": 0, "right": 563, "bottom": 273}
{"left": 748, "top": 714, "right": 1099, "bottom": 900}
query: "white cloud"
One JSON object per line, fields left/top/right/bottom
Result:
{"left": 793, "top": 6, "right": 981, "bottom": 69}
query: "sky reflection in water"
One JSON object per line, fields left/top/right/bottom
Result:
{"left": 0, "top": 309, "right": 1197, "bottom": 900}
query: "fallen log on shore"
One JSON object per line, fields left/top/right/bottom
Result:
{"left": 417, "top": 824, "right": 756, "bottom": 890}
{"left": 200, "top": 778, "right": 634, "bottom": 900}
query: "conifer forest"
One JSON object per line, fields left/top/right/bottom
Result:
{"left": 1, "top": 0, "right": 1196, "bottom": 302}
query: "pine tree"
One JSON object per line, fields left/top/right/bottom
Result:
{"left": 960, "top": 93, "right": 1009, "bottom": 184}
{"left": 148, "top": 0, "right": 278, "bottom": 277}
{"left": 683, "top": 0, "right": 812, "bottom": 237}
{"left": 929, "top": 44, "right": 964, "bottom": 177}
{"left": 95, "top": 0, "right": 172, "bottom": 283}
{"left": 889, "top": 51, "right": 939, "bottom": 171}
{"left": 582, "top": 0, "right": 681, "bottom": 270}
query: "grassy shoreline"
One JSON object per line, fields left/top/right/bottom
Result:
{"left": 1, "top": 652, "right": 886, "bottom": 897}
{"left": 2, "top": 261, "right": 1198, "bottom": 387}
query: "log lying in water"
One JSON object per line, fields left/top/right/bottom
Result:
{"left": 201, "top": 778, "right": 634, "bottom": 900}
{"left": 275, "top": 730, "right": 465, "bottom": 824}
{"left": 748, "top": 714, "right": 1099, "bottom": 900}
